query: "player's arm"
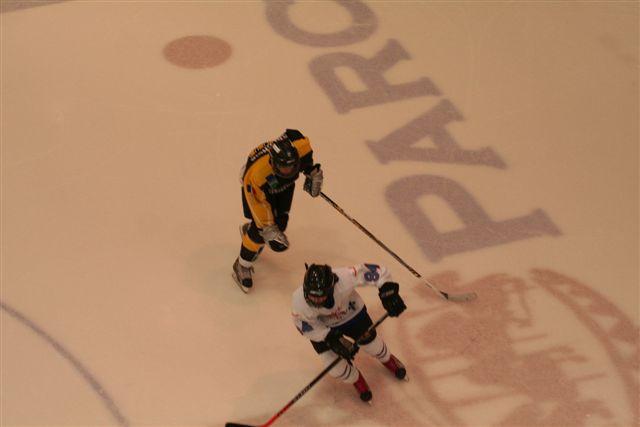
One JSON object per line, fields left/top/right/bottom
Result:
{"left": 292, "top": 311, "right": 330, "bottom": 342}
{"left": 292, "top": 135, "right": 323, "bottom": 197}
{"left": 351, "top": 263, "right": 393, "bottom": 288}
{"left": 293, "top": 136, "right": 314, "bottom": 174}
{"left": 292, "top": 310, "right": 358, "bottom": 360}
{"left": 353, "top": 263, "right": 406, "bottom": 317}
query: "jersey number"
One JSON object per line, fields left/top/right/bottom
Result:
{"left": 363, "top": 264, "right": 380, "bottom": 282}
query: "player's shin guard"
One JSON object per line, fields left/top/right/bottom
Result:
{"left": 321, "top": 352, "right": 371, "bottom": 401}
{"left": 353, "top": 371, "right": 372, "bottom": 402}
{"left": 240, "top": 245, "right": 262, "bottom": 263}
{"left": 240, "top": 224, "right": 264, "bottom": 262}
{"left": 360, "top": 335, "right": 389, "bottom": 362}
{"left": 361, "top": 336, "right": 406, "bottom": 380}
{"left": 323, "top": 355, "right": 359, "bottom": 383}
{"left": 382, "top": 354, "right": 407, "bottom": 380}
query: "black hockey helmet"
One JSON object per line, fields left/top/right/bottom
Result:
{"left": 303, "top": 264, "right": 336, "bottom": 307}
{"left": 268, "top": 130, "right": 301, "bottom": 179}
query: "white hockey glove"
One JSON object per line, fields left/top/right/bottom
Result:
{"left": 260, "top": 224, "right": 289, "bottom": 248}
{"left": 303, "top": 164, "right": 323, "bottom": 198}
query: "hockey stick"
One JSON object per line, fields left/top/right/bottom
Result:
{"left": 320, "top": 192, "right": 477, "bottom": 302}
{"left": 225, "top": 313, "right": 390, "bottom": 427}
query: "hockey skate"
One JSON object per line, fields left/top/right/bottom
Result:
{"left": 382, "top": 354, "right": 407, "bottom": 381}
{"left": 353, "top": 371, "right": 372, "bottom": 402}
{"left": 232, "top": 257, "right": 254, "bottom": 293}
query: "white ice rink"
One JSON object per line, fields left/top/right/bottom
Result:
{"left": 1, "top": 1, "right": 638, "bottom": 426}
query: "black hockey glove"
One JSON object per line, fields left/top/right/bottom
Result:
{"left": 379, "top": 282, "right": 406, "bottom": 317}
{"left": 303, "top": 164, "right": 323, "bottom": 197}
{"left": 324, "top": 329, "right": 359, "bottom": 361}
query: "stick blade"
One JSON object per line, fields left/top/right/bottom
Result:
{"left": 444, "top": 291, "right": 477, "bottom": 302}
{"left": 225, "top": 423, "right": 256, "bottom": 427}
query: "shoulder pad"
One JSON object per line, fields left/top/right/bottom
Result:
{"left": 248, "top": 142, "right": 271, "bottom": 162}
{"left": 285, "top": 129, "right": 305, "bottom": 141}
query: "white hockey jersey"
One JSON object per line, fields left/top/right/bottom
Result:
{"left": 291, "top": 263, "right": 392, "bottom": 342}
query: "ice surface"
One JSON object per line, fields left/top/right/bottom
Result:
{"left": 1, "top": 2, "right": 638, "bottom": 426}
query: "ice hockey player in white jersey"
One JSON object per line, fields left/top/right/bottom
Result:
{"left": 292, "top": 263, "right": 407, "bottom": 402}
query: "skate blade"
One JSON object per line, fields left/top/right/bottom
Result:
{"left": 231, "top": 272, "right": 251, "bottom": 294}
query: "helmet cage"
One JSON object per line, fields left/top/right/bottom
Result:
{"left": 303, "top": 264, "right": 335, "bottom": 307}
{"left": 269, "top": 138, "right": 300, "bottom": 179}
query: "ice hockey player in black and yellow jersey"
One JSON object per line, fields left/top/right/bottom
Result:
{"left": 232, "top": 129, "right": 323, "bottom": 293}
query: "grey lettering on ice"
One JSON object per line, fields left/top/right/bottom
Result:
{"left": 386, "top": 175, "right": 562, "bottom": 261}
{"left": 366, "top": 99, "right": 506, "bottom": 168}
{"left": 264, "top": 0, "right": 377, "bottom": 47}
{"left": 263, "top": 0, "right": 561, "bottom": 259}
{"left": 309, "top": 39, "right": 441, "bottom": 113}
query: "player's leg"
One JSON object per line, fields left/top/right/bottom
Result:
{"left": 267, "top": 185, "right": 295, "bottom": 252}
{"left": 311, "top": 340, "right": 372, "bottom": 402}
{"left": 341, "top": 308, "right": 407, "bottom": 380}
{"left": 233, "top": 190, "right": 266, "bottom": 292}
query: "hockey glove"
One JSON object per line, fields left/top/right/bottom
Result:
{"left": 324, "top": 329, "right": 359, "bottom": 361}
{"left": 260, "top": 224, "right": 289, "bottom": 252}
{"left": 303, "top": 164, "right": 323, "bottom": 197}
{"left": 379, "top": 282, "right": 406, "bottom": 317}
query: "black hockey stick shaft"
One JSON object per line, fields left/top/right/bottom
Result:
{"left": 225, "top": 313, "right": 390, "bottom": 427}
{"left": 320, "top": 192, "right": 476, "bottom": 302}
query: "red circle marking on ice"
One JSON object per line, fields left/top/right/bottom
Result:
{"left": 163, "top": 35, "right": 232, "bottom": 69}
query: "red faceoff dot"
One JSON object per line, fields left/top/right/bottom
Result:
{"left": 163, "top": 35, "right": 232, "bottom": 69}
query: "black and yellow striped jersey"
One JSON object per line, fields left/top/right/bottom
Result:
{"left": 241, "top": 129, "right": 314, "bottom": 228}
